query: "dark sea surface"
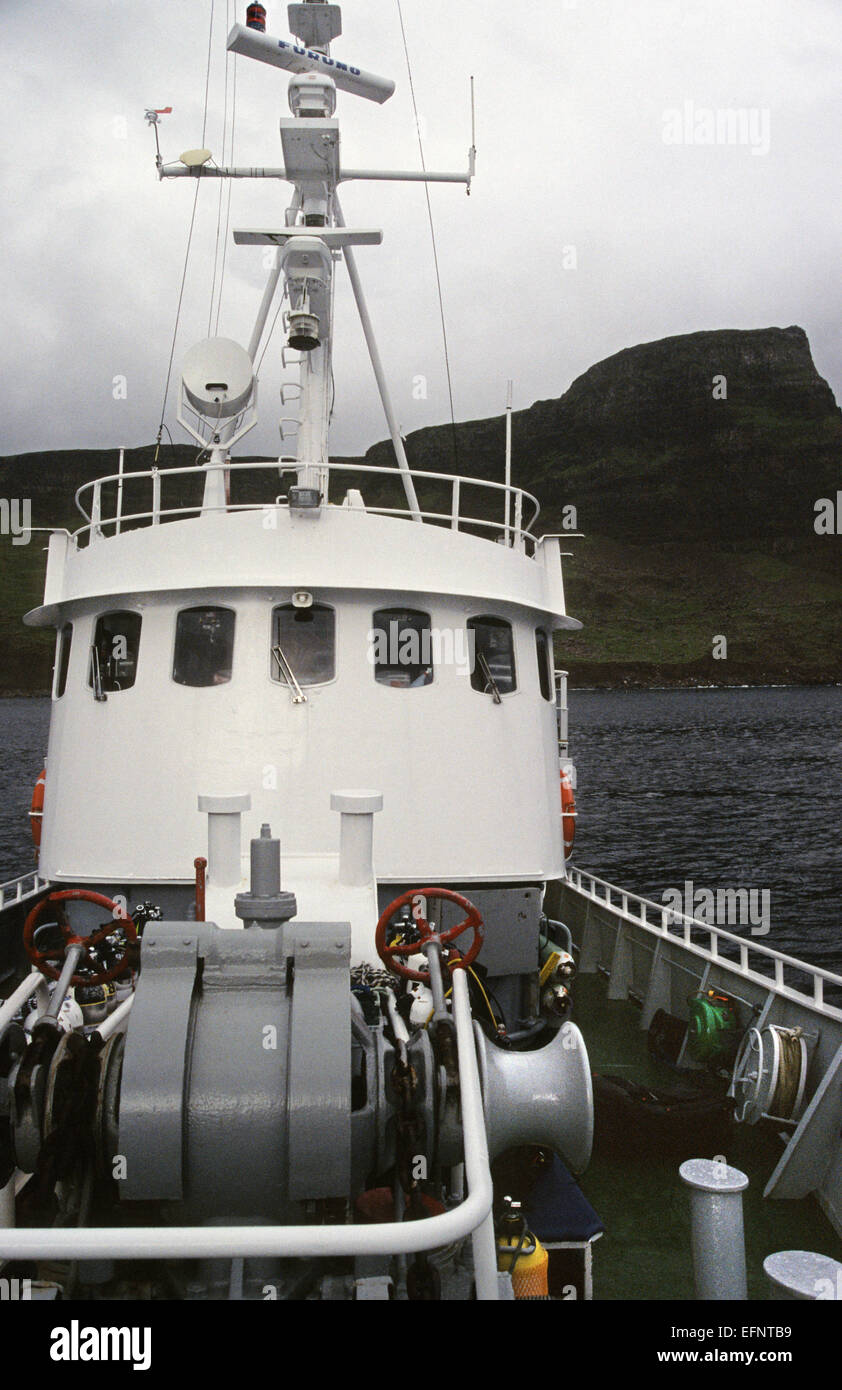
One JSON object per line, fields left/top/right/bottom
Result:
{"left": 570, "top": 686, "right": 842, "bottom": 980}
{"left": 1, "top": 688, "right": 840, "bottom": 979}
{"left": 0, "top": 697, "right": 50, "bottom": 882}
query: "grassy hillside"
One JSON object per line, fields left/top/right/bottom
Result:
{"left": 2, "top": 326, "right": 840, "bottom": 692}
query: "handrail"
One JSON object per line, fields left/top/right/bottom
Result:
{"left": 0, "top": 871, "right": 50, "bottom": 912}
{"left": 567, "top": 866, "right": 842, "bottom": 1018}
{"left": 0, "top": 969, "right": 499, "bottom": 1295}
{"left": 72, "top": 458, "right": 541, "bottom": 551}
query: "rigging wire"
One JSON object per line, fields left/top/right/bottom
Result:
{"left": 395, "top": 0, "right": 460, "bottom": 471}
{"left": 154, "top": 181, "right": 202, "bottom": 464}
{"left": 154, "top": 0, "right": 216, "bottom": 461}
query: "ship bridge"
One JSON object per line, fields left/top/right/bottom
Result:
{"left": 26, "top": 458, "right": 581, "bottom": 912}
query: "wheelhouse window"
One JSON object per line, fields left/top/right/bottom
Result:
{"left": 468, "top": 616, "right": 516, "bottom": 697}
{"left": 54, "top": 622, "right": 73, "bottom": 698}
{"left": 370, "top": 608, "right": 433, "bottom": 687}
{"left": 536, "top": 628, "right": 553, "bottom": 701}
{"left": 173, "top": 606, "right": 235, "bottom": 687}
{"left": 271, "top": 603, "right": 335, "bottom": 687}
{"left": 88, "top": 611, "right": 141, "bottom": 694}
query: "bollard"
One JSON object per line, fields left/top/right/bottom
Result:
{"left": 679, "top": 1158, "right": 749, "bottom": 1300}
{"left": 198, "top": 793, "right": 251, "bottom": 886}
{"left": 763, "top": 1250, "right": 842, "bottom": 1300}
{"left": 330, "top": 791, "right": 383, "bottom": 887}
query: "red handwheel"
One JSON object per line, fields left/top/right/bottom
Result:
{"left": 23, "top": 889, "right": 138, "bottom": 986}
{"left": 375, "top": 886, "right": 484, "bottom": 983}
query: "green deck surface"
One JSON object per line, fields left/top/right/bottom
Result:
{"left": 573, "top": 973, "right": 842, "bottom": 1300}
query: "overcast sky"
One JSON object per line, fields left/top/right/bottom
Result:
{"left": 2, "top": 0, "right": 841, "bottom": 464}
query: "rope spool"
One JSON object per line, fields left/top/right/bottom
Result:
{"left": 731, "top": 1025, "right": 808, "bottom": 1126}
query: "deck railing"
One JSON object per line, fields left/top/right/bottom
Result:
{"left": 0, "top": 870, "right": 49, "bottom": 913}
{"left": 73, "top": 459, "right": 541, "bottom": 551}
{"left": 567, "top": 865, "right": 842, "bottom": 1018}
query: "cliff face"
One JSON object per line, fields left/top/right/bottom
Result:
{"left": 365, "top": 326, "right": 842, "bottom": 545}
{"left": 1, "top": 327, "right": 840, "bottom": 692}
{"left": 364, "top": 326, "right": 842, "bottom": 684}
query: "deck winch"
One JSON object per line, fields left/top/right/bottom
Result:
{"left": 2, "top": 830, "right": 593, "bottom": 1293}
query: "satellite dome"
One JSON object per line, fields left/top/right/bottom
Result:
{"left": 181, "top": 337, "right": 255, "bottom": 419}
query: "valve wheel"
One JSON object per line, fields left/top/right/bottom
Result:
{"left": 23, "top": 890, "right": 138, "bottom": 987}
{"left": 375, "top": 887, "right": 484, "bottom": 983}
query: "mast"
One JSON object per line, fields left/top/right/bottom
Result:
{"left": 159, "top": 1, "right": 475, "bottom": 519}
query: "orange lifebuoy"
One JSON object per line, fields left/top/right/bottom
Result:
{"left": 560, "top": 768, "right": 576, "bottom": 860}
{"left": 29, "top": 767, "right": 46, "bottom": 849}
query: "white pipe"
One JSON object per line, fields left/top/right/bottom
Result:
{"left": 452, "top": 969, "right": 500, "bottom": 1300}
{"left": 116, "top": 448, "right": 124, "bottom": 535}
{"left": 334, "top": 195, "right": 422, "bottom": 523}
{"left": 385, "top": 990, "right": 409, "bottom": 1046}
{"left": 0, "top": 972, "right": 497, "bottom": 1295}
{"left": 0, "top": 970, "right": 43, "bottom": 1033}
{"left": 248, "top": 257, "right": 284, "bottom": 362}
{"left": 160, "top": 166, "right": 470, "bottom": 184}
{"left": 96, "top": 994, "right": 134, "bottom": 1041}
{"left": 504, "top": 380, "right": 512, "bottom": 546}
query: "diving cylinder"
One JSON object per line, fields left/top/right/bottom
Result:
{"left": 496, "top": 1198, "right": 549, "bottom": 1300}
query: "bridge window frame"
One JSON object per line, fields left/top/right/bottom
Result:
{"left": 467, "top": 615, "right": 517, "bottom": 698}
{"left": 370, "top": 607, "right": 434, "bottom": 688}
{"left": 88, "top": 610, "right": 142, "bottom": 695}
{"left": 270, "top": 601, "right": 337, "bottom": 688}
{"left": 172, "top": 605, "right": 236, "bottom": 688}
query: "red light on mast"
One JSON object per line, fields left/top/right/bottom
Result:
{"left": 246, "top": 3, "right": 266, "bottom": 31}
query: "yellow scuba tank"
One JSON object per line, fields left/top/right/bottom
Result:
{"left": 496, "top": 1197, "right": 549, "bottom": 1299}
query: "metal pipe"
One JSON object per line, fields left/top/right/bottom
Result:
{"left": 0, "top": 969, "right": 497, "bottom": 1293}
{"left": 0, "top": 970, "right": 44, "bottom": 1033}
{"left": 453, "top": 968, "right": 499, "bottom": 1300}
{"left": 679, "top": 1159, "right": 748, "bottom": 1300}
{"left": 247, "top": 256, "right": 284, "bottom": 362}
{"left": 385, "top": 990, "right": 409, "bottom": 1046}
{"left": 95, "top": 994, "right": 134, "bottom": 1042}
{"left": 334, "top": 195, "right": 422, "bottom": 522}
{"left": 423, "top": 939, "right": 449, "bottom": 1023}
{"left": 40, "top": 944, "right": 84, "bottom": 1025}
{"left": 116, "top": 448, "right": 124, "bottom": 535}
{"left": 194, "top": 856, "right": 207, "bottom": 922}
{"left": 504, "top": 380, "right": 512, "bottom": 546}
{"left": 160, "top": 164, "right": 470, "bottom": 184}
